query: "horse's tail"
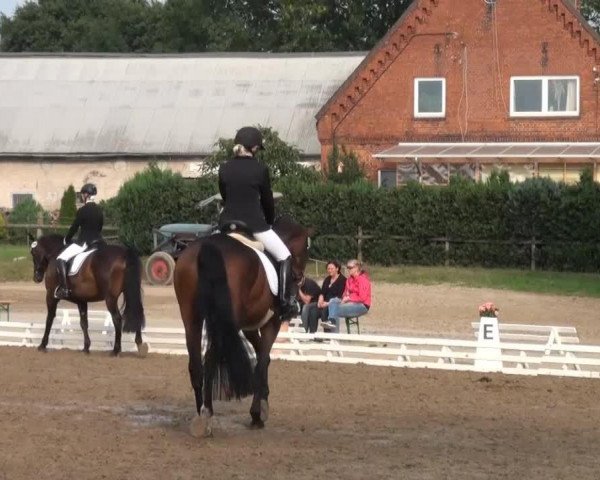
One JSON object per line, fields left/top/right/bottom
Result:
{"left": 122, "top": 247, "right": 146, "bottom": 333}
{"left": 197, "top": 240, "right": 254, "bottom": 399}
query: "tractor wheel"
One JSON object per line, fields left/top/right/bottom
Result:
{"left": 145, "top": 252, "right": 176, "bottom": 286}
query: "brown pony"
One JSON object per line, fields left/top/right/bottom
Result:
{"left": 174, "top": 215, "right": 312, "bottom": 436}
{"left": 28, "top": 233, "right": 147, "bottom": 356}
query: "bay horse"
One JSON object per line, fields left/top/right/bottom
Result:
{"left": 28, "top": 233, "right": 147, "bottom": 356}
{"left": 174, "top": 215, "right": 312, "bottom": 436}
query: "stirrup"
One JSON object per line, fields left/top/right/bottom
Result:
{"left": 54, "top": 286, "right": 71, "bottom": 300}
{"left": 279, "top": 301, "right": 299, "bottom": 320}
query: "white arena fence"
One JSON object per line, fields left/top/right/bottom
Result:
{"left": 0, "top": 309, "right": 599, "bottom": 379}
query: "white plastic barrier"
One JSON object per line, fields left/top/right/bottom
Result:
{"left": 0, "top": 310, "right": 598, "bottom": 379}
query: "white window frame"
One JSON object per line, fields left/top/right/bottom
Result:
{"left": 377, "top": 169, "right": 397, "bottom": 188}
{"left": 11, "top": 192, "right": 34, "bottom": 209}
{"left": 510, "top": 75, "right": 580, "bottom": 117}
{"left": 414, "top": 78, "right": 446, "bottom": 118}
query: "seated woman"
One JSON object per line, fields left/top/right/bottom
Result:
{"left": 301, "top": 260, "right": 346, "bottom": 333}
{"left": 296, "top": 276, "right": 321, "bottom": 330}
{"left": 322, "top": 259, "right": 371, "bottom": 333}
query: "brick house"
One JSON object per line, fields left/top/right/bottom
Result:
{"left": 316, "top": 0, "right": 600, "bottom": 186}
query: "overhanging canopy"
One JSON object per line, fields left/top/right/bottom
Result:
{"left": 375, "top": 142, "right": 600, "bottom": 160}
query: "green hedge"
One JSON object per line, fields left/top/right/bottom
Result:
{"left": 109, "top": 166, "right": 600, "bottom": 271}
{"left": 108, "top": 165, "right": 217, "bottom": 253}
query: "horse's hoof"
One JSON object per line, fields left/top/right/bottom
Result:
{"left": 250, "top": 418, "right": 265, "bottom": 430}
{"left": 110, "top": 350, "right": 120, "bottom": 357}
{"left": 260, "top": 399, "right": 269, "bottom": 423}
{"left": 137, "top": 342, "right": 149, "bottom": 358}
{"left": 190, "top": 414, "right": 213, "bottom": 438}
{"left": 82, "top": 348, "right": 90, "bottom": 355}
{"left": 37, "top": 345, "right": 47, "bottom": 352}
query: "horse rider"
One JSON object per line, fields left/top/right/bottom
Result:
{"left": 218, "top": 126, "right": 297, "bottom": 318}
{"left": 54, "top": 183, "right": 104, "bottom": 299}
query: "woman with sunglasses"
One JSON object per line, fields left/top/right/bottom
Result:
{"left": 322, "top": 259, "right": 371, "bottom": 333}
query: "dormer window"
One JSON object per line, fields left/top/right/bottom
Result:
{"left": 510, "top": 76, "right": 579, "bottom": 117}
{"left": 414, "top": 78, "right": 446, "bottom": 118}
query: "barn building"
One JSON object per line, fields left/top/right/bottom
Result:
{"left": 0, "top": 52, "right": 364, "bottom": 210}
{"left": 316, "top": 0, "right": 600, "bottom": 186}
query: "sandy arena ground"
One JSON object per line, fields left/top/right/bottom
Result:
{"left": 1, "top": 281, "right": 600, "bottom": 479}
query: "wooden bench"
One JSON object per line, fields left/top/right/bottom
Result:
{"left": 470, "top": 322, "right": 580, "bottom": 345}
{"left": 0, "top": 300, "right": 12, "bottom": 322}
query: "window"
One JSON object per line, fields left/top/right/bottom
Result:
{"left": 12, "top": 193, "right": 33, "bottom": 208}
{"left": 510, "top": 76, "right": 579, "bottom": 117}
{"left": 414, "top": 78, "right": 446, "bottom": 118}
{"left": 378, "top": 169, "right": 397, "bottom": 188}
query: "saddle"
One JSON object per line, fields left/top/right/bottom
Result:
{"left": 219, "top": 221, "right": 264, "bottom": 251}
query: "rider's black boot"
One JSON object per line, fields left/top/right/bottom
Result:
{"left": 278, "top": 256, "right": 298, "bottom": 320}
{"left": 55, "top": 259, "right": 71, "bottom": 299}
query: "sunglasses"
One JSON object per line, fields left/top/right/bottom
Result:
{"left": 346, "top": 264, "right": 356, "bottom": 269}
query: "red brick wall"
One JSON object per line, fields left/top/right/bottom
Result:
{"left": 317, "top": 0, "right": 600, "bottom": 174}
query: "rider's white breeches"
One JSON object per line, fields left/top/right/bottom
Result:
{"left": 57, "top": 243, "right": 87, "bottom": 262}
{"left": 254, "top": 229, "right": 291, "bottom": 262}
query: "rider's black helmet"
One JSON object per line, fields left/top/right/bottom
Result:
{"left": 234, "top": 126, "right": 265, "bottom": 151}
{"left": 81, "top": 183, "right": 97, "bottom": 196}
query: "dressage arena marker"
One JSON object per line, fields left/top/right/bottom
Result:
{"left": 1, "top": 309, "right": 599, "bottom": 379}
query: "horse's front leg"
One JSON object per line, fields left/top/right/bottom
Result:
{"left": 106, "top": 296, "right": 122, "bottom": 356}
{"left": 38, "top": 293, "right": 59, "bottom": 351}
{"left": 250, "top": 316, "right": 280, "bottom": 428}
{"left": 77, "top": 301, "right": 90, "bottom": 354}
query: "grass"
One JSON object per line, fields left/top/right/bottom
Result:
{"left": 307, "top": 261, "right": 600, "bottom": 298}
{"left": 0, "top": 245, "right": 32, "bottom": 282}
{"left": 3, "top": 245, "right": 600, "bottom": 297}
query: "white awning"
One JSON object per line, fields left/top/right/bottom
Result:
{"left": 375, "top": 142, "right": 600, "bottom": 160}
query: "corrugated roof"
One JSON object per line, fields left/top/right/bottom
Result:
{"left": 0, "top": 53, "right": 365, "bottom": 157}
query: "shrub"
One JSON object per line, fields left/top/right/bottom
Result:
{"left": 325, "top": 144, "right": 366, "bottom": 184}
{"left": 0, "top": 211, "right": 6, "bottom": 240}
{"left": 111, "top": 164, "right": 217, "bottom": 253}
{"left": 9, "top": 198, "right": 50, "bottom": 224}
{"left": 58, "top": 185, "right": 77, "bottom": 225}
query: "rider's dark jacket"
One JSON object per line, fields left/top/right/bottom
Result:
{"left": 65, "top": 202, "right": 104, "bottom": 246}
{"left": 218, "top": 156, "right": 275, "bottom": 233}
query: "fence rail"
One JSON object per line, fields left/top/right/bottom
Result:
{"left": 316, "top": 228, "right": 600, "bottom": 271}
{"left": 1, "top": 224, "right": 119, "bottom": 244}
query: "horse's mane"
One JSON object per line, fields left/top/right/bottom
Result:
{"left": 273, "top": 214, "right": 306, "bottom": 238}
{"left": 39, "top": 233, "right": 65, "bottom": 255}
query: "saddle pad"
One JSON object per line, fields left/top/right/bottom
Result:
{"left": 227, "top": 232, "right": 264, "bottom": 251}
{"left": 68, "top": 249, "right": 96, "bottom": 276}
{"left": 226, "top": 234, "right": 277, "bottom": 295}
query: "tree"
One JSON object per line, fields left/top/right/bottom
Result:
{"left": 581, "top": 0, "right": 600, "bottom": 29}
{"left": 9, "top": 198, "right": 50, "bottom": 224}
{"left": 1, "top": 0, "right": 412, "bottom": 53}
{"left": 58, "top": 185, "right": 77, "bottom": 225}
{"left": 204, "top": 126, "right": 321, "bottom": 182}
{"left": 0, "top": 0, "right": 165, "bottom": 52}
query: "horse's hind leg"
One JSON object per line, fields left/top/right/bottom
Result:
{"left": 134, "top": 329, "right": 148, "bottom": 358}
{"left": 106, "top": 295, "right": 122, "bottom": 356}
{"left": 38, "top": 293, "right": 59, "bottom": 352}
{"left": 244, "top": 330, "right": 265, "bottom": 428}
{"left": 77, "top": 302, "right": 91, "bottom": 354}
{"left": 190, "top": 341, "right": 215, "bottom": 438}
{"left": 250, "top": 318, "right": 280, "bottom": 428}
